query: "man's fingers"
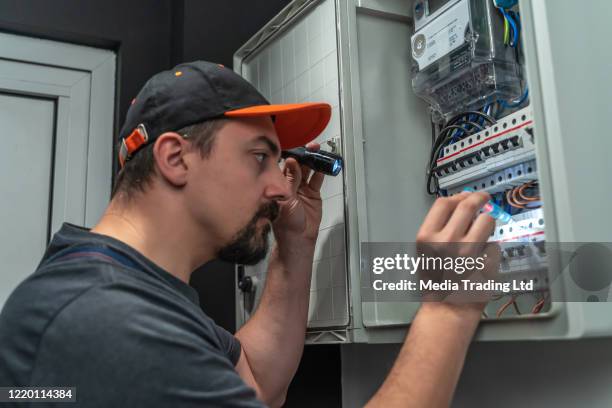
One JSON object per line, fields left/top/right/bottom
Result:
{"left": 465, "top": 212, "right": 496, "bottom": 243}
{"left": 299, "top": 164, "right": 312, "bottom": 185}
{"left": 299, "top": 143, "right": 320, "bottom": 185}
{"left": 305, "top": 142, "right": 320, "bottom": 151}
{"left": 286, "top": 142, "right": 326, "bottom": 192}
{"left": 283, "top": 158, "right": 302, "bottom": 195}
{"left": 444, "top": 192, "right": 491, "bottom": 238}
{"left": 418, "top": 193, "right": 469, "bottom": 237}
{"left": 308, "top": 171, "right": 325, "bottom": 192}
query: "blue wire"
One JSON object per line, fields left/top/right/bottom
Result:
{"left": 510, "top": 11, "right": 520, "bottom": 45}
{"left": 481, "top": 104, "right": 491, "bottom": 127}
{"left": 499, "top": 87, "right": 529, "bottom": 109}
{"left": 499, "top": 8, "right": 519, "bottom": 47}
{"left": 508, "top": 14, "right": 519, "bottom": 46}
{"left": 449, "top": 108, "right": 491, "bottom": 145}
{"left": 510, "top": 10, "right": 521, "bottom": 32}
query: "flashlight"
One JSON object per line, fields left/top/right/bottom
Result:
{"left": 281, "top": 147, "right": 343, "bottom": 176}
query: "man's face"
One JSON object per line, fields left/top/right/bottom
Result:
{"left": 182, "top": 116, "right": 290, "bottom": 264}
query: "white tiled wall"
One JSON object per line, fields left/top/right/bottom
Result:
{"left": 243, "top": 0, "right": 348, "bottom": 328}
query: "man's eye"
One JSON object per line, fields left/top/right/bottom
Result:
{"left": 254, "top": 153, "right": 267, "bottom": 163}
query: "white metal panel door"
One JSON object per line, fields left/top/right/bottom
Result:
{"left": 0, "top": 94, "right": 55, "bottom": 304}
{"left": 234, "top": 0, "right": 350, "bottom": 338}
{"left": 0, "top": 34, "right": 115, "bottom": 307}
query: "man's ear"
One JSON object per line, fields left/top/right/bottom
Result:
{"left": 153, "top": 132, "right": 190, "bottom": 187}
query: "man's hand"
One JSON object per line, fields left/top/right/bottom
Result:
{"left": 416, "top": 191, "right": 495, "bottom": 245}
{"left": 416, "top": 191, "right": 501, "bottom": 308}
{"left": 273, "top": 142, "right": 325, "bottom": 244}
{"left": 367, "top": 192, "right": 501, "bottom": 408}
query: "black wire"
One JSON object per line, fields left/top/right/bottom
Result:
{"left": 446, "top": 111, "right": 497, "bottom": 127}
{"left": 426, "top": 110, "right": 496, "bottom": 196}
{"left": 429, "top": 124, "right": 474, "bottom": 167}
{"left": 427, "top": 170, "right": 438, "bottom": 195}
{"left": 446, "top": 112, "right": 469, "bottom": 126}
{"left": 427, "top": 130, "right": 462, "bottom": 196}
{"left": 463, "top": 121, "right": 485, "bottom": 132}
{"left": 431, "top": 133, "right": 457, "bottom": 168}
{"left": 459, "top": 111, "right": 497, "bottom": 125}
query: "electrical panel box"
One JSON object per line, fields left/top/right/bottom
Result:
{"left": 234, "top": 0, "right": 612, "bottom": 344}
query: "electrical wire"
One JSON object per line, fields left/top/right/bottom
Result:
{"left": 531, "top": 298, "right": 546, "bottom": 314}
{"left": 448, "top": 111, "right": 497, "bottom": 126}
{"left": 426, "top": 111, "right": 497, "bottom": 195}
{"left": 499, "top": 87, "right": 529, "bottom": 110}
{"left": 429, "top": 125, "right": 471, "bottom": 164}
{"left": 517, "top": 182, "right": 539, "bottom": 202}
{"left": 512, "top": 298, "right": 521, "bottom": 315}
{"left": 503, "top": 15, "right": 510, "bottom": 45}
{"left": 509, "top": 10, "right": 521, "bottom": 34}
{"left": 531, "top": 291, "right": 549, "bottom": 314}
{"left": 496, "top": 295, "right": 519, "bottom": 318}
{"left": 506, "top": 182, "right": 540, "bottom": 209}
{"left": 449, "top": 121, "right": 485, "bottom": 143}
{"left": 498, "top": 7, "right": 518, "bottom": 47}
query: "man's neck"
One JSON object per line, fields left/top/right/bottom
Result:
{"left": 91, "top": 192, "right": 215, "bottom": 283}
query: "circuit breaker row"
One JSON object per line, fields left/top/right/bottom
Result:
{"left": 438, "top": 107, "right": 535, "bottom": 192}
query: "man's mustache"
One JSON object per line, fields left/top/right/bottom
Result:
{"left": 255, "top": 202, "right": 280, "bottom": 223}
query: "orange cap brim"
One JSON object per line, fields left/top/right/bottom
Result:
{"left": 224, "top": 102, "right": 331, "bottom": 149}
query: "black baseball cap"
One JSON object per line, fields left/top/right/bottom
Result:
{"left": 118, "top": 60, "right": 332, "bottom": 167}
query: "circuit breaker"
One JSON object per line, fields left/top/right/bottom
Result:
{"left": 234, "top": 0, "right": 612, "bottom": 343}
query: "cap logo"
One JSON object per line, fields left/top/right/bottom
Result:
{"left": 174, "top": 71, "right": 183, "bottom": 77}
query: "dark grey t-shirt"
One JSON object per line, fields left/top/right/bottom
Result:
{"left": 0, "top": 223, "right": 265, "bottom": 407}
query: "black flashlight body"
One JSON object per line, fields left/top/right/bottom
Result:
{"left": 281, "top": 147, "right": 343, "bottom": 176}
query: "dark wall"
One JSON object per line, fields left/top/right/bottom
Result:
{"left": 180, "top": 0, "right": 293, "bottom": 66}
{"left": 0, "top": 0, "right": 175, "bottom": 137}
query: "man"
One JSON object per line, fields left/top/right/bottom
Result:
{"left": 0, "top": 61, "right": 494, "bottom": 407}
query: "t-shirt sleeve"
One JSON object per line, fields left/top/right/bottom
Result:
{"left": 32, "top": 284, "right": 266, "bottom": 408}
{"left": 212, "top": 323, "right": 242, "bottom": 366}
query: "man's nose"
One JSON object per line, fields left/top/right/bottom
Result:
{"left": 264, "top": 167, "right": 292, "bottom": 201}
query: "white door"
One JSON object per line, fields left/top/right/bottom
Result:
{"left": 0, "top": 33, "right": 115, "bottom": 307}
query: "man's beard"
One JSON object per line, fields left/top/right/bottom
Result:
{"left": 217, "top": 202, "right": 280, "bottom": 265}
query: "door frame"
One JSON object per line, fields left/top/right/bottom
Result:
{"left": 0, "top": 32, "right": 116, "bottom": 228}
